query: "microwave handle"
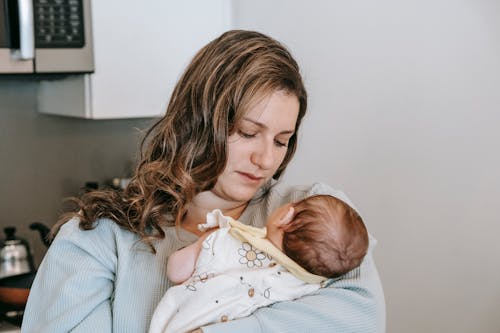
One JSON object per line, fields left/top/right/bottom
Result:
{"left": 16, "top": 0, "right": 35, "bottom": 60}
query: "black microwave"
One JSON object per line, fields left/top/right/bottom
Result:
{"left": 0, "top": 0, "right": 93, "bottom": 74}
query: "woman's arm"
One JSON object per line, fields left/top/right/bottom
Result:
{"left": 22, "top": 218, "right": 116, "bottom": 333}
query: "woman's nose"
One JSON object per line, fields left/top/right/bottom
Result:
{"left": 251, "top": 140, "right": 275, "bottom": 170}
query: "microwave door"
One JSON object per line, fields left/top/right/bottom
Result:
{"left": 0, "top": 0, "right": 34, "bottom": 73}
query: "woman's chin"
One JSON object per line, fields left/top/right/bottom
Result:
{"left": 227, "top": 190, "right": 258, "bottom": 204}
{"left": 214, "top": 186, "right": 260, "bottom": 205}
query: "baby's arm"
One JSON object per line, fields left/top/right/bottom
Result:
{"left": 166, "top": 242, "right": 200, "bottom": 284}
{"left": 166, "top": 230, "right": 216, "bottom": 284}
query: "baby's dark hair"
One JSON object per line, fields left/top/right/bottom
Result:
{"left": 282, "top": 195, "right": 369, "bottom": 278}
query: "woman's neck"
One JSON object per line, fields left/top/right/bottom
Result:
{"left": 181, "top": 191, "right": 248, "bottom": 236}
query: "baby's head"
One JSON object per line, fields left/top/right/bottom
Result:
{"left": 267, "top": 195, "right": 368, "bottom": 278}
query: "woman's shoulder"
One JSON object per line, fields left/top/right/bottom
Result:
{"left": 54, "top": 217, "right": 141, "bottom": 252}
{"left": 266, "top": 181, "right": 350, "bottom": 203}
{"left": 47, "top": 217, "right": 148, "bottom": 276}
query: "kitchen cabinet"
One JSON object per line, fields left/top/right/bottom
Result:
{"left": 38, "top": 0, "right": 231, "bottom": 119}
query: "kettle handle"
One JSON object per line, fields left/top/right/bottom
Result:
{"left": 29, "top": 223, "right": 52, "bottom": 248}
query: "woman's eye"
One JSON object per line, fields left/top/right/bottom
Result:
{"left": 238, "top": 130, "right": 256, "bottom": 139}
{"left": 275, "top": 140, "right": 288, "bottom": 148}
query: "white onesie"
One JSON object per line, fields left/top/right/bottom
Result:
{"left": 149, "top": 210, "right": 326, "bottom": 333}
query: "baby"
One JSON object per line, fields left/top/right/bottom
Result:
{"left": 149, "top": 194, "right": 369, "bottom": 333}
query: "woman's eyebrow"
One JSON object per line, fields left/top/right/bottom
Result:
{"left": 242, "top": 117, "right": 295, "bottom": 134}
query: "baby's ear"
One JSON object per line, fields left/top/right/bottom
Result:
{"left": 278, "top": 207, "right": 295, "bottom": 226}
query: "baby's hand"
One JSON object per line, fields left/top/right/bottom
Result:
{"left": 266, "top": 204, "right": 295, "bottom": 251}
{"left": 279, "top": 206, "right": 295, "bottom": 225}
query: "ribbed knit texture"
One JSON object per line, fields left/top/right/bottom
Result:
{"left": 21, "top": 182, "right": 385, "bottom": 333}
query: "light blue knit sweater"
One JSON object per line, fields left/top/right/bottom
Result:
{"left": 22, "top": 183, "right": 385, "bottom": 333}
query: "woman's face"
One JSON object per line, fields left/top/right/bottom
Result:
{"left": 211, "top": 90, "right": 300, "bottom": 205}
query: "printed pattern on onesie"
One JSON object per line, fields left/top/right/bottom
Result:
{"left": 181, "top": 226, "right": 301, "bottom": 322}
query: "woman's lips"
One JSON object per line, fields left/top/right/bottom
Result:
{"left": 237, "top": 171, "right": 263, "bottom": 183}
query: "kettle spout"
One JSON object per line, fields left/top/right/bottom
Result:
{"left": 29, "top": 222, "right": 52, "bottom": 248}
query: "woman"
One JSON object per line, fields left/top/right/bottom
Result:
{"left": 22, "top": 30, "right": 385, "bottom": 333}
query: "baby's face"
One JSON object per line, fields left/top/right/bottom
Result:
{"left": 266, "top": 203, "right": 294, "bottom": 251}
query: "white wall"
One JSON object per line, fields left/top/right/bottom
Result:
{"left": 232, "top": 1, "right": 500, "bottom": 332}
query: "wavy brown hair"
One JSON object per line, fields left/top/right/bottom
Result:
{"left": 52, "top": 30, "right": 308, "bottom": 250}
{"left": 283, "top": 195, "right": 369, "bottom": 278}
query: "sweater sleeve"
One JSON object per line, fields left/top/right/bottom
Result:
{"left": 201, "top": 182, "right": 386, "bottom": 333}
{"left": 22, "top": 218, "right": 117, "bottom": 333}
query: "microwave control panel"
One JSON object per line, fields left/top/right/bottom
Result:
{"left": 34, "top": 0, "right": 85, "bottom": 48}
